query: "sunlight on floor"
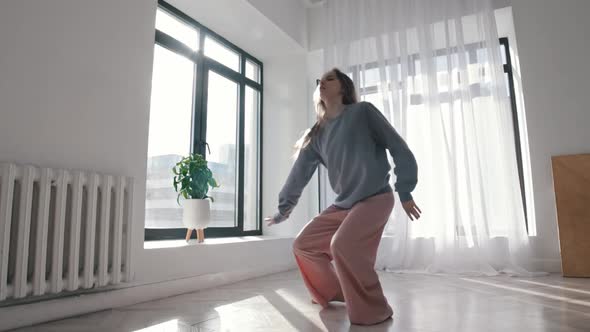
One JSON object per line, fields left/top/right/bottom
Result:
{"left": 212, "top": 295, "right": 297, "bottom": 331}
{"left": 462, "top": 278, "right": 590, "bottom": 307}
{"left": 516, "top": 279, "right": 590, "bottom": 296}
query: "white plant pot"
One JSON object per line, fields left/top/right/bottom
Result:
{"left": 182, "top": 199, "right": 211, "bottom": 229}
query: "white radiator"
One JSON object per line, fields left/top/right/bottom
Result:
{"left": 0, "top": 163, "right": 134, "bottom": 301}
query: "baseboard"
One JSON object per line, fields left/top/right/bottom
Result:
{"left": 0, "top": 263, "right": 296, "bottom": 331}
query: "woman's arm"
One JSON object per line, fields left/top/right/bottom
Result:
{"left": 364, "top": 102, "right": 418, "bottom": 202}
{"left": 272, "top": 144, "right": 321, "bottom": 223}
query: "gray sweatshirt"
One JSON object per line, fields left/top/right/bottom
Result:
{"left": 273, "top": 101, "right": 417, "bottom": 223}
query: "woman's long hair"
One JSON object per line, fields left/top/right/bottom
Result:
{"left": 294, "top": 68, "right": 358, "bottom": 154}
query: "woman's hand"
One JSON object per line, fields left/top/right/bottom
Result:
{"left": 401, "top": 200, "right": 422, "bottom": 220}
{"left": 265, "top": 216, "right": 278, "bottom": 227}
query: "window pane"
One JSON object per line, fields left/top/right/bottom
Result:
{"left": 146, "top": 45, "right": 195, "bottom": 228}
{"left": 476, "top": 48, "right": 488, "bottom": 64}
{"left": 362, "top": 92, "right": 385, "bottom": 113}
{"left": 505, "top": 73, "right": 511, "bottom": 96}
{"left": 435, "top": 55, "right": 448, "bottom": 72}
{"left": 155, "top": 8, "right": 199, "bottom": 51}
{"left": 500, "top": 43, "right": 507, "bottom": 65}
{"left": 360, "top": 67, "right": 382, "bottom": 88}
{"left": 245, "top": 60, "right": 260, "bottom": 83}
{"left": 204, "top": 36, "right": 240, "bottom": 72}
{"left": 206, "top": 71, "right": 238, "bottom": 227}
{"left": 244, "top": 87, "right": 260, "bottom": 231}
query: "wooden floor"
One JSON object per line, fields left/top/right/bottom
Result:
{"left": 11, "top": 269, "right": 590, "bottom": 331}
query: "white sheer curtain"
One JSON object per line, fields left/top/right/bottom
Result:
{"left": 316, "top": 0, "right": 544, "bottom": 276}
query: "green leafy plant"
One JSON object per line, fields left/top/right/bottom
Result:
{"left": 172, "top": 153, "right": 220, "bottom": 204}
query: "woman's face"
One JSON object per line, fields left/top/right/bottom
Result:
{"left": 319, "top": 71, "right": 342, "bottom": 102}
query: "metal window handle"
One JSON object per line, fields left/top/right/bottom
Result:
{"left": 198, "top": 141, "right": 211, "bottom": 155}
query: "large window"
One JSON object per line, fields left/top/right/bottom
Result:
{"left": 145, "top": 1, "right": 263, "bottom": 240}
{"left": 318, "top": 38, "right": 529, "bottom": 231}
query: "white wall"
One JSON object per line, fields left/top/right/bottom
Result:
{"left": 0, "top": 0, "right": 313, "bottom": 329}
{"left": 0, "top": 0, "right": 157, "bottom": 288}
{"left": 0, "top": 0, "right": 154, "bottom": 176}
{"left": 511, "top": 0, "right": 590, "bottom": 268}
{"left": 262, "top": 53, "right": 318, "bottom": 237}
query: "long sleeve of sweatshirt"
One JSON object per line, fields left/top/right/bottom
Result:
{"left": 365, "top": 102, "right": 418, "bottom": 202}
{"left": 272, "top": 144, "right": 321, "bottom": 223}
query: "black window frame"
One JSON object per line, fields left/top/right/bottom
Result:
{"left": 499, "top": 37, "right": 528, "bottom": 231}
{"left": 145, "top": 0, "right": 263, "bottom": 241}
{"left": 317, "top": 37, "right": 528, "bottom": 231}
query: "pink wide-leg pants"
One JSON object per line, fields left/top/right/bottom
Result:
{"left": 292, "top": 191, "right": 394, "bottom": 325}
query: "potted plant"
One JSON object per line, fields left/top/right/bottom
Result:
{"left": 172, "top": 153, "right": 220, "bottom": 243}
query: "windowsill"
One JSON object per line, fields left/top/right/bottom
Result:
{"left": 144, "top": 235, "right": 292, "bottom": 249}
